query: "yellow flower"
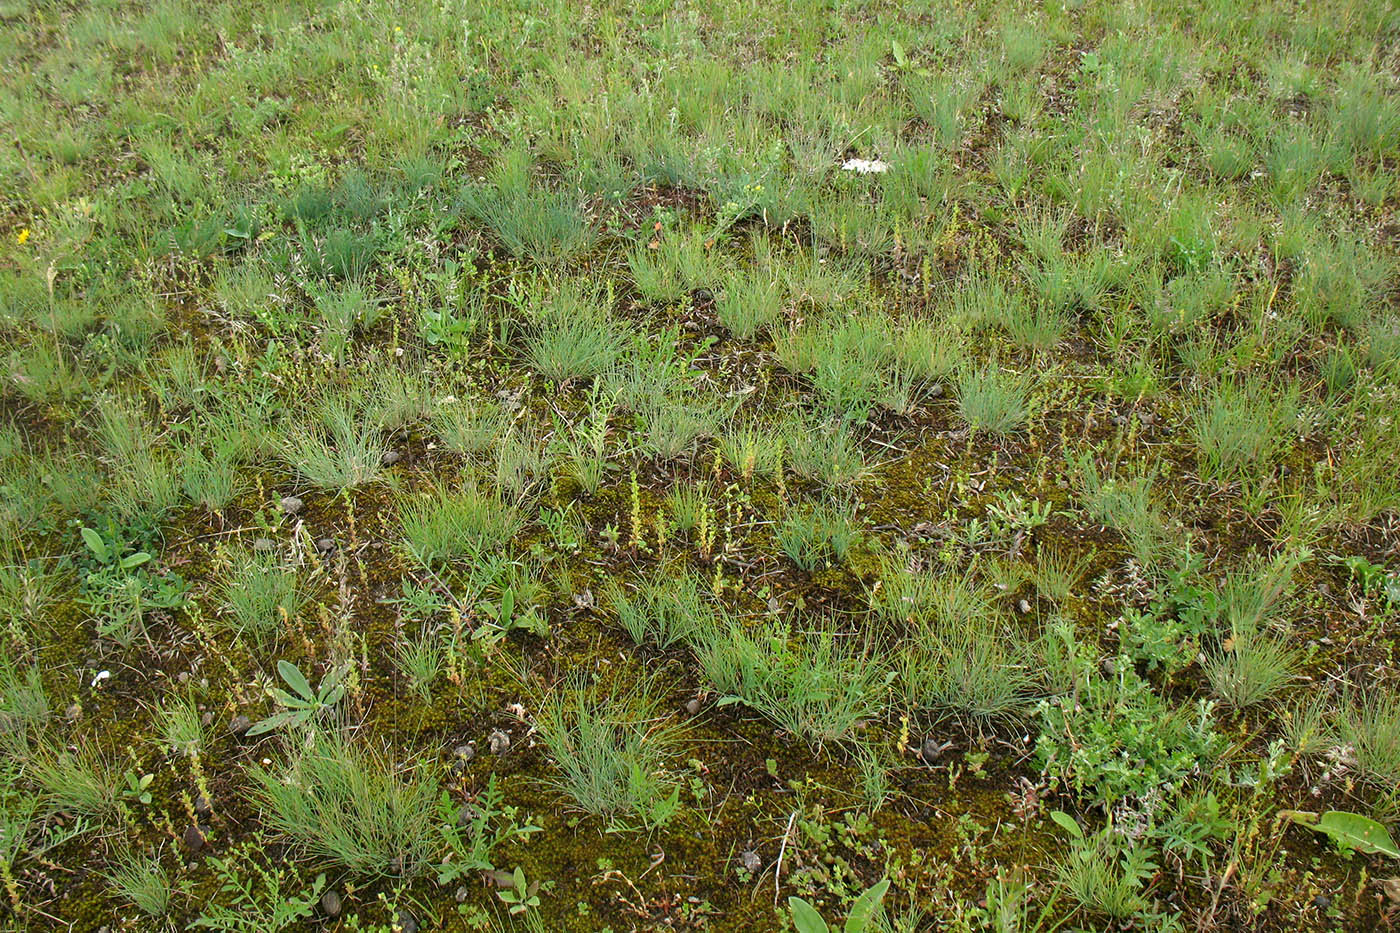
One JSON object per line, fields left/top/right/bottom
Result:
{"left": 15, "top": 228, "right": 29, "bottom": 245}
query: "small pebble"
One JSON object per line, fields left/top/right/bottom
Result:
{"left": 321, "top": 890, "right": 342, "bottom": 918}
{"left": 397, "top": 913, "right": 418, "bottom": 933}
{"left": 315, "top": 537, "right": 336, "bottom": 554}
{"left": 921, "top": 736, "right": 949, "bottom": 763}
{"left": 280, "top": 496, "right": 304, "bottom": 515}
{"left": 1017, "top": 599, "right": 1031, "bottom": 614}
{"left": 455, "top": 886, "right": 470, "bottom": 903}
{"left": 182, "top": 824, "right": 207, "bottom": 853}
{"left": 454, "top": 743, "right": 476, "bottom": 762}
{"left": 194, "top": 795, "right": 212, "bottom": 816}
{"left": 381, "top": 450, "right": 402, "bottom": 466}
{"left": 488, "top": 730, "right": 510, "bottom": 755}
{"left": 456, "top": 804, "right": 480, "bottom": 829}
{"left": 684, "top": 698, "right": 702, "bottom": 716}
{"left": 1313, "top": 895, "right": 1331, "bottom": 909}
{"left": 229, "top": 714, "right": 252, "bottom": 736}
{"left": 741, "top": 850, "right": 762, "bottom": 873}
{"left": 928, "top": 383, "right": 944, "bottom": 398}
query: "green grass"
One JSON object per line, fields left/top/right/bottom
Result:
{"left": 532, "top": 679, "right": 685, "bottom": 827}
{"left": 4, "top": 0, "right": 1400, "bottom": 927}
{"left": 251, "top": 730, "right": 439, "bottom": 878}
{"left": 694, "top": 620, "right": 889, "bottom": 745}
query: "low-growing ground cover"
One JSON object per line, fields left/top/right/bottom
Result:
{"left": 1, "top": 0, "right": 1399, "bottom": 929}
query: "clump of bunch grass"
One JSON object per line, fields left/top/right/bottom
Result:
{"left": 522, "top": 286, "right": 627, "bottom": 383}
{"left": 717, "top": 271, "right": 783, "bottom": 338}
{"left": 1193, "top": 377, "right": 1298, "bottom": 483}
{"left": 782, "top": 416, "right": 868, "bottom": 487}
{"left": 104, "top": 850, "right": 174, "bottom": 916}
{"left": 1335, "top": 688, "right": 1400, "bottom": 788}
{"left": 250, "top": 729, "right": 439, "bottom": 877}
{"left": 899, "top": 612, "right": 1036, "bottom": 722}
{"left": 693, "top": 619, "right": 888, "bottom": 745}
{"left": 607, "top": 570, "right": 712, "bottom": 648}
{"left": 532, "top": 678, "right": 685, "bottom": 827}
{"left": 774, "top": 499, "right": 861, "bottom": 571}
{"left": 282, "top": 394, "right": 383, "bottom": 489}
{"left": 399, "top": 486, "right": 522, "bottom": 568}
{"left": 956, "top": 364, "right": 1032, "bottom": 436}
{"left": 218, "top": 548, "right": 306, "bottom": 647}
{"left": 457, "top": 148, "right": 597, "bottom": 266}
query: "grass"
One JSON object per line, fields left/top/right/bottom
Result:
{"left": 104, "top": 850, "right": 174, "bottom": 916}
{"left": 283, "top": 394, "right": 384, "bottom": 490}
{"left": 4, "top": 0, "right": 1400, "bottom": 927}
{"left": 607, "top": 570, "right": 711, "bottom": 649}
{"left": 956, "top": 364, "right": 1032, "bottom": 436}
{"left": 399, "top": 486, "right": 523, "bottom": 568}
{"left": 694, "top": 620, "right": 888, "bottom": 745}
{"left": 532, "top": 679, "right": 685, "bottom": 826}
{"left": 251, "top": 729, "right": 439, "bottom": 878}
{"left": 522, "top": 285, "right": 627, "bottom": 383}
{"left": 218, "top": 549, "right": 306, "bottom": 647}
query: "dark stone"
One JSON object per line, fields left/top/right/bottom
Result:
{"left": 182, "top": 823, "right": 207, "bottom": 853}
{"left": 194, "top": 795, "right": 212, "bottom": 816}
{"left": 280, "top": 496, "right": 304, "bottom": 515}
{"left": 381, "top": 450, "right": 402, "bottom": 466}
{"left": 1313, "top": 895, "right": 1330, "bottom": 909}
{"left": 315, "top": 538, "right": 336, "bottom": 554}
{"left": 396, "top": 912, "right": 418, "bottom": 933}
{"left": 229, "top": 714, "right": 252, "bottom": 736}
{"left": 921, "top": 736, "right": 950, "bottom": 764}
{"left": 320, "top": 890, "right": 342, "bottom": 918}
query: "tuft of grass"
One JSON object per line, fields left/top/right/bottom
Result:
{"left": 399, "top": 486, "right": 522, "bottom": 568}
{"left": 458, "top": 149, "right": 597, "bottom": 265}
{"left": 432, "top": 400, "right": 508, "bottom": 458}
{"left": 607, "top": 570, "right": 711, "bottom": 649}
{"left": 282, "top": 395, "right": 383, "bottom": 490}
{"left": 30, "top": 748, "right": 121, "bottom": 823}
{"left": 1335, "top": 689, "right": 1400, "bottom": 788}
{"left": 218, "top": 549, "right": 306, "bottom": 647}
{"left": 693, "top": 619, "right": 888, "bottom": 745}
{"left": 250, "top": 729, "right": 439, "bottom": 878}
{"left": 104, "top": 850, "right": 174, "bottom": 916}
{"left": 774, "top": 499, "right": 861, "bottom": 571}
{"left": 717, "top": 271, "right": 784, "bottom": 339}
{"left": 1203, "top": 625, "right": 1298, "bottom": 709}
{"left": 782, "top": 417, "right": 868, "bottom": 487}
{"left": 523, "top": 289, "right": 627, "bottom": 383}
{"left": 532, "top": 679, "right": 685, "bottom": 827}
{"left": 629, "top": 227, "right": 724, "bottom": 303}
{"left": 1193, "top": 378, "right": 1298, "bottom": 483}
{"left": 900, "top": 616, "right": 1035, "bottom": 721}
{"left": 956, "top": 364, "right": 1031, "bottom": 436}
